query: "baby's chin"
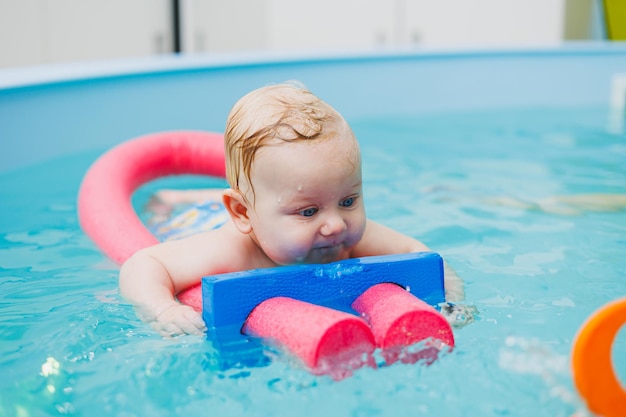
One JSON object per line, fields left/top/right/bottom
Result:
{"left": 268, "top": 244, "right": 353, "bottom": 266}
{"left": 299, "top": 245, "right": 350, "bottom": 265}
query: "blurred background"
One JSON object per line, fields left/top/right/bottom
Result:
{"left": 0, "top": 0, "right": 622, "bottom": 69}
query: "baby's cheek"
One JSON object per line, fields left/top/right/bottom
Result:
{"left": 348, "top": 218, "right": 367, "bottom": 245}
{"left": 263, "top": 235, "right": 309, "bottom": 265}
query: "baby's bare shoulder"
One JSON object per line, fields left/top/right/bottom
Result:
{"left": 184, "top": 222, "right": 271, "bottom": 272}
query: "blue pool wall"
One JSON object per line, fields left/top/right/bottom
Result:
{"left": 1, "top": 43, "right": 626, "bottom": 173}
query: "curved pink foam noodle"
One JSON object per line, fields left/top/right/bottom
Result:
{"left": 78, "top": 130, "right": 225, "bottom": 266}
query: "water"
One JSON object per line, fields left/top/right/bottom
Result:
{"left": 1, "top": 106, "right": 625, "bottom": 416}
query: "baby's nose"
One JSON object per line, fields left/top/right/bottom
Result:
{"left": 320, "top": 214, "right": 347, "bottom": 237}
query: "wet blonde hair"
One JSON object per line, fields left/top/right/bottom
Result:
{"left": 224, "top": 82, "right": 358, "bottom": 195}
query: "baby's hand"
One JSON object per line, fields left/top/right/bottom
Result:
{"left": 149, "top": 303, "right": 207, "bottom": 338}
{"left": 440, "top": 302, "right": 478, "bottom": 329}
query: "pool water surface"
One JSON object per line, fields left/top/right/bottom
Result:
{"left": 0, "top": 105, "right": 625, "bottom": 416}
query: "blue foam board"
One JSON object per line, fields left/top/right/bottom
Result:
{"left": 201, "top": 251, "right": 445, "bottom": 340}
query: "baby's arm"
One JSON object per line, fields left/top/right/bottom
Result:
{"left": 353, "top": 220, "right": 474, "bottom": 327}
{"left": 353, "top": 220, "right": 465, "bottom": 302}
{"left": 119, "top": 224, "right": 243, "bottom": 337}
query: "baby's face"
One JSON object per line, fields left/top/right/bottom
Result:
{"left": 245, "top": 136, "right": 366, "bottom": 265}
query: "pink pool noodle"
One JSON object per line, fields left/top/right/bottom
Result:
{"left": 352, "top": 283, "right": 454, "bottom": 364}
{"left": 78, "top": 131, "right": 225, "bottom": 266}
{"left": 177, "top": 287, "right": 202, "bottom": 312}
{"left": 243, "top": 297, "right": 376, "bottom": 379}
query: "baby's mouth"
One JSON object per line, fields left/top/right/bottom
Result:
{"left": 313, "top": 244, "right": 343, "bottom": 258}
{"left": 316, "top": 243, "right": 341, "bottom": 251}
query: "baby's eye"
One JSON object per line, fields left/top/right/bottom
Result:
{"left": 339, "top": 197, "right": 355, "bottom": 207}
{"left": 300, "top": 207, "right": 318, "bottom": 217}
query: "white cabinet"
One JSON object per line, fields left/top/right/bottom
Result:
{"left": 265, "top": 0, "right": 395, "bottom": 50}
{"left": 179, "top": 0, "right": 394, "bottom": 53}
{"left": 0, "top": 0, "right": 595, "bottom": 68}
{"left": 0, "top": 0, "right": 172, "bottom": 68}
{"left": 179, "top": 0, "right": 266, "bottom": 52}
{"left": 186, "top": 0, "right": 568, "bottom": 52}
{"left": 0, "top": 1, "right": 47, "bottom": 67}
{"left": 404, "top": 0, "right": 565, "bottom": 48}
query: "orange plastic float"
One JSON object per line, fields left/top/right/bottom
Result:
{"left": 571, "top": 297, "right": 626, "bottom": 417}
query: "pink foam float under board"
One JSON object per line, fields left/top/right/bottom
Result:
{"left": 352, "top": 283, "right": 455, "bottom": 365}
{"left": 243, "top": 297, "right": 377, "bottom": 380}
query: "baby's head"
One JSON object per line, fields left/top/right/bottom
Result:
{"left": 223, "top": 83, "right": 366, "bottom": 265}
{"left": 224, "top": 82, "right": 359, "bottom": 198}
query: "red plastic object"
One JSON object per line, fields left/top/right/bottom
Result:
{"left": 78, "top": 131, "right": 225, "bottom": 266}
{"left": 177, "top": 287, "right": 203, "bottom": 312}
{"left": 352, "top": 283, "right": 454, "bottom": 364}
{"left": 243, "top": 297, "right": 376, "bottom": 379}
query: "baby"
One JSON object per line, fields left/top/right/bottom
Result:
{"left": 120, "top": 82, "right": 466, "bottom": 337}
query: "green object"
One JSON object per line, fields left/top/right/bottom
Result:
{"left": 604, "top": 0, "right": 626, "bottom": 40}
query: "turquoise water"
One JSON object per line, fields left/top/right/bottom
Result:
{"left": 1, "top": 106, "right": 625, "bottom": 416}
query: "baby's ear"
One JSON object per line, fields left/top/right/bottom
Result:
{"left": 222, "top": 189, "right": 252, "bottom": 234}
